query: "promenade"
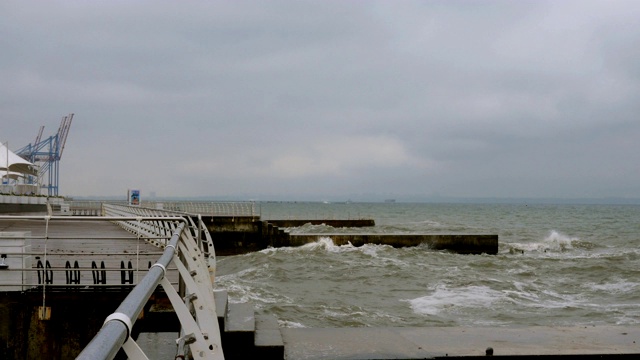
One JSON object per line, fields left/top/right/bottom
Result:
{"left": 0, "top": 216, "right": 178, "bottom": 287}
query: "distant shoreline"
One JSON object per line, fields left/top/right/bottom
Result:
{"left": 65, "top": 195, "right": 640, "bottom": 206}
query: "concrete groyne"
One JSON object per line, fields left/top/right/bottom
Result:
{"left": 266, "top": 219, "right": 375, "bottom": 228}
{"left": 201, "top": 216, "right": 498, "bottom": 255}
{"left": 287, "top": 234, "right": 498, "bottom": 254}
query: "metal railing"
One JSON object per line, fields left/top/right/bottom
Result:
{"left": 102, "top": 203, "right": 217, "bottom": 266}
{"left": 0, "top": 204, "right": 223, "bottom": 358}
{"left": 65, "top": 200, "right": 258, "bottom": 217}
{"left": 77, "top": 222, "right": 187, "bottom": 360}
{"left": 0, "top": 215, "right": 180, "bottom": 290}
{"left": 154, "top": 201, "right": 258, "bottom": 217}
{"left": 76, "top": 203, "right": 222, "bottom": 359}
{"left": 0, "top": 210, "right": 224, "bottom": 359}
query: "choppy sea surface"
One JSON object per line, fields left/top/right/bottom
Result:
{"left": 214, "top": 202, "right": 640, "bottom": 328}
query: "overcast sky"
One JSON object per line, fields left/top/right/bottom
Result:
{"left": 2, "top": 1, "right": 640, "bottom": 201}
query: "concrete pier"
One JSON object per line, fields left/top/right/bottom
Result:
{"left": 201, "top": 215, "right": 499, "bottom": 255}
{"left": 266, "top": 219, "right": 375, "bottom": 228}
{"left": 288, "top": 234, "right": 499, "bottom": 254}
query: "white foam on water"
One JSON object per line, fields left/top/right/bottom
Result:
{"left": 508, "top": 230, "right": 579, "bottom": 253}
{"left": 259, "top": 246, "right": 280, "bottom": 254}
{"left": 505, "top": 288, "right": 575, "bottom": 310}
{"left": 504, "top": 281, "right": 541, "bottom": 303}
{"left": 217, "top": 279, "right": 295, "bottom": 306}
{"left": 389, "top": 219, "right": 444, "bottom": 230}
{"left": 297, "top": 237, "right": 397, "bottom": 257}
{"left": 529, "top": 289, "right": 595, "bottom": 310}
{"left": 543, "top": 230, "right": 576, "bottom": 250}
{"left": 259, "top": 237, "right": 352, "bottom": 254}
{"left": 586, "top": 280, "right": 639, "bottom": 294}
{"left": 361, "top": 244, "right": 380, "bottom": 258}
{"left": 321, "top": 308, "right": 367, "bottom": 318}
{"left": 219, "top": 282, "right": 253, "bottom": 303}
{"left": 419, "top": 219, "right": 444, "bottom": 227}
{"left": 216, "top": 265, "right": 260, "bottom": 280}
{"left": 405, "top": 285, "right": 506, "bottom": 316}
{"left": 278, "top": 320, "right": 306, "bottom": 328}
{"left": 297, "top": 237, "right": 349, "bottom": 253}
{"left": 289, "top": 223, "right": 335, "bottom": 233}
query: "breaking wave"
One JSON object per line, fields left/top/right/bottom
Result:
{"left": 506, "top": 230, "right": 585, "bottom": 253}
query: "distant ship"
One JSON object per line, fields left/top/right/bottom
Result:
{"left": 384, "top": 199, "right": 396, "bottom": 203}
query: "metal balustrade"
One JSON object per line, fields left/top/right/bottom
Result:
{"left": 76, "top": 203, "right": 222, "bottom": 359}
{"left": 0, "top": 204, "right": 224, "bottom": 359}
{"left": 146, "top": 200, "right": 257, "bottom": 217}
{"left": 0, "top": 215, "right": 182, "bottom": 290}
{"left": 66, "top": 200, "right": 258, "bottom": 217}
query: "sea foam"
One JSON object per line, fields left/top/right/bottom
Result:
{"left": 406, "top": 285, "right": 505, "bottom": 316}
{"left": 508, "top": 230, "right": 578, "bottom": 253}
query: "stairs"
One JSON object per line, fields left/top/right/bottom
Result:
{"left": 136, "top": 289, "right": 284, "bottom": 359}
{"left": 214, "top": 289, "right": 285, "bottom": 360}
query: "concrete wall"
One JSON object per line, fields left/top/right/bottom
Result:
{"left": 0, "top": 291, "right": 127, "bottom": 359}
{"left": 0, "top": 290, "right": 175, "bottom": 359}
{"left": 203, "top": 215, "right": 262, "bottom": 233}
{"left": 201, "top": 216, "right": 266, "bottom": 255}
{"left": 0, "top": 195, "right": 62, "bottom": 213}
{"left": 0, "top": 203, "right": 47, "bottom": 213}
{"left": 288, "top": 234, "right": 499, "bottom": 255}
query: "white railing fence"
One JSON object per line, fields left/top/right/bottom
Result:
{"left": 65, "top": 200, "right": 258, "bottom": 217}
{"left": 77, "top": 204, "right": 223, "bottom": 360}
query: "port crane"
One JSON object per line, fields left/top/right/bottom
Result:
{"left": 16, "top": 113, "right": 74, "bottom": 196}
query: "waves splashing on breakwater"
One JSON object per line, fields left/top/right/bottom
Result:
{"left": 215, "top": 202, "right": 640, "bottom": 328}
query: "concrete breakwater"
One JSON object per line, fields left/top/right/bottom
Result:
{"left": 202, "top": 216, "right": 498, "bottom": 255}
{"left": 266, "top": 219, "right": 375, "bottom": 228}
{"left": 285, "top": 234, "right": 498, "bottom": 255}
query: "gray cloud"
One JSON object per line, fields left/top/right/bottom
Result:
{"left": 2, "top": 0, "right": 640, "bottom": 200}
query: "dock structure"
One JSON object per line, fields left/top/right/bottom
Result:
{"left": 1, "top": 201, "right": 639, "bottom": 359}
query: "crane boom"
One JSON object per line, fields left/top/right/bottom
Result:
{"left": 34, "top": 126, "right": 44, "bottom": 146}
{"left": 57, "top": 113, "right": 73, "bottom": 158}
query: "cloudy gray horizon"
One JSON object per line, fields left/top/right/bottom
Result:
{"left": 2, "top": 1, "right": 639, "bottom": 201}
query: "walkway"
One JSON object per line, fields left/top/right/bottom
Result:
{"left": 0, "top": 217, "right": 178, "bottom": 288}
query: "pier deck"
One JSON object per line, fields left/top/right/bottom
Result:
{"left": 0, "top": 217, "right": 178, "bottom": 287}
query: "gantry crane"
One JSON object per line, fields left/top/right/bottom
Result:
{"left": 16, "top": 113, "right": 74, "bottom": 196}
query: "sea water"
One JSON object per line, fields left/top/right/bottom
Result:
{"left": 214, "top": 202, "right": 640, "bottom": 328}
